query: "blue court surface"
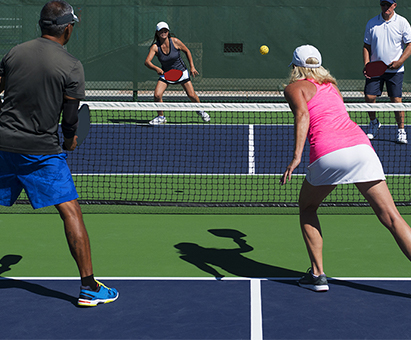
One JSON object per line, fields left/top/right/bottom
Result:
{"left": 68, "top": 124, "right": 410, "bottom": 175}
{"left": 2, "top": 277, "right": 411, "bottom": 339}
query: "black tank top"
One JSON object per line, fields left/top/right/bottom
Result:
{"left": 156, "top": 38, "right": 187, "bottom": 72}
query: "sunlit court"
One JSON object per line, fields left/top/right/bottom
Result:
{"left": 2, "top": 1, "right": 411, "bottom": 339}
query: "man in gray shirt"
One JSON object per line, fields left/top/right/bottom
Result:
{"left": 0, "top": 0, "right": 118, "bottom": 307}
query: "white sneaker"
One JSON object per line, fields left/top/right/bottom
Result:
{"left": 149, "top": 116, "right": 167, "bottom": 125}
{"left": 397, "top": 129, "right": 408, "bottom": 144}
{"left": 366, "top": 119, "right": 381, "bottom": 139}
{"left": 197, "top": 111, "right": 210, "bottom": 122}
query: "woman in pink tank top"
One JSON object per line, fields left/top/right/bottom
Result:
{"left": 281, "top": 45, "right": 411, "bottom": 292}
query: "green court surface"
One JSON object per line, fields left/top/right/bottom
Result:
{"left": 1, "top": 213, "right": 411, "bottom": 279}
{"left": 90, "top": 109, "right": 394, "bottom": 126}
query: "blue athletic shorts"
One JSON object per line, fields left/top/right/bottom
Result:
{"left": 364, "top": 72, "right": 404, "bottom": 98}
{"left": 0, "top": 151, "right": 78, "bottom": 209}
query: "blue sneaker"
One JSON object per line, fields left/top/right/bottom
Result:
{"left": 78, "top": 280, "right": 119, "bottom": 307}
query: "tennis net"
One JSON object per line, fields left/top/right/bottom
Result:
{"left": 7, "top": 101, "right": 411, "bottom": 214}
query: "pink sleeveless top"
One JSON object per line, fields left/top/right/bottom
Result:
{"left": 305, "top": 79, "right": 372, "bottom": 164}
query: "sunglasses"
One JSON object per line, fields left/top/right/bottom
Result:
{"left": 380, "top": 2, "right": 393, "bottom": 7}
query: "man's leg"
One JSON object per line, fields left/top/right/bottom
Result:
{"left": 365, "top": 94, "right": 382, "bottom": 139}
{"left": 387, "top": 72, "right": 407, "bottom": 143}
{"left": 55, "top": 199, "right": 119, "bottom": 306}
{"left": 391, "top": 96, "right": 405, "bottom": 129}
{"left": 364, "top": 75, "right": 382, "bottom": 139}
{"left": 390, "top": 96, "right": 407, "bottom": 143}
{"left": 55, "top": 199, "right": 93, "bottom": 279}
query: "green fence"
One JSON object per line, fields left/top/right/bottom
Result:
{"left": 1, "top": 0, "right": 411, "bottom": 100}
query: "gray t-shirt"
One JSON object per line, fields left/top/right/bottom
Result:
{"left": 0, "top": 37, "right": 85, "bottom": 155}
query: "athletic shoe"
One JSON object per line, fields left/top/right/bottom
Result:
{"left": 298, "top": 268, "right": 329, "bottom": 292}
{"left": 366, "top": 119, "right": 381, "bottom": 139}
{"left": 197, "top": 111, "right": 210, "bottom": 122}
{"left": 78, "top": 280, "right": 119, "bottom": 307}
{"left": 396, "top": 129, "right": 408, "bottom": 144}
{"left": 149, "top": 116, "right": 167, "bottom": 125}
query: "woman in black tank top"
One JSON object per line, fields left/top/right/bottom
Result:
{"left": 144, "top": 21, "right": 210, "bottom": 125}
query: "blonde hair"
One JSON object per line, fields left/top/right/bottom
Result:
{"left": 289, "top": 57, "right": 337, "bottom": 85}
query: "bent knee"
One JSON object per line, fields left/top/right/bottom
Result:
{"left": 186, "top": 92, "right": 198, "bottom": 100}
{"left": 154, "top": 93, "right": 163, "bottom": 102}
{"left": 55, "top": 199, "right": 82, "bottom": 219}
{"left": 299, "top": 201, "right": 320, "bottom": 214}
{"left": 365, "top": 94, "right": 377, "bottom": 103}
{"left": 377, "top": 209, "right": 403, "bottom": 231}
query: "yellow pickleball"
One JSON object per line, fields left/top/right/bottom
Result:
{"left": 260, "top": 45, "right": 269, "bottom": 55}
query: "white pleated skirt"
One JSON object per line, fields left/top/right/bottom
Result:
{"left": 306, "top": 144, "right": 386, "bottom": 186}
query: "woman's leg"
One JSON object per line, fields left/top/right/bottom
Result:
{"left": 181, "top": 81, "right": 200, "bottom": 103}
{"left": 154, "top": 81, "right": 168, "bottom": 116}
{"left": 298, "top": 179, "right": 336, "bottom": 276}
{"left": 181, "top": 81, "right": 210, "bottom": 121}
{"left": 356, "top": 180, "right": 411, "bottom": 261}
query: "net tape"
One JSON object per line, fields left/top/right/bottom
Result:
{"left": 83, "top": 101, "right": 411, "bottom": 112}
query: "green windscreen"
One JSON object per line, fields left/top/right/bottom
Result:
{"left": 1, "top": 1, "right": 411, "bottom": 100}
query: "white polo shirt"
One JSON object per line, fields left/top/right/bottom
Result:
{"left": 364, "top": 12, "right": 411, "bottom": 73}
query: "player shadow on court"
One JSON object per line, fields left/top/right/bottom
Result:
{"left": 371, "top": 137, "right": 401, "bottom": 143}
{"left": 361, "top": 126, "right": 406, "bottom": 144}
{"left": 328, "top": 279, "right": 411, "bottom": 299}
{"left": 108, "top": 118, "right": 150, "bottom": 124}
{"left": 0, "top": 254, "right": 22, "bottom": 275}
{"left": 108, "top": 118, "right": 205, "bottom": 125}
{"left": 175, "top": 230, "right": 411, "bottom": 299}
{"left": 174, "top": 229, "right": 304, "bottom": 279}
{"left": 0, "top": 254, "right": 77, "bottom": 306}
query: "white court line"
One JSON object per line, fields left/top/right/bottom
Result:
{"left": 5, "top": 276, "right": 411, "bottom": 280}
{"left": 5, "top": 275, "right": 411, "bottom": 340}
{"left": 250, "top": 279, "right": 263, "bottom": 340}
{"left": 4, "top": 276, "right": 264, "bottom": 339}
{"left": 4, "top": 276, "right": 253, "bottom": 280}
{"left": 248, "top": 125, "right": 255, "bottom": 175}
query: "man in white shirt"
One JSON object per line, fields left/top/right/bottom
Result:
{"left": 363, "top": 0, "right": 411, "bottom": 144}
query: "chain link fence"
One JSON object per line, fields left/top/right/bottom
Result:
{"left": 1, "top": 1, "right": 411, "bottom": 102}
